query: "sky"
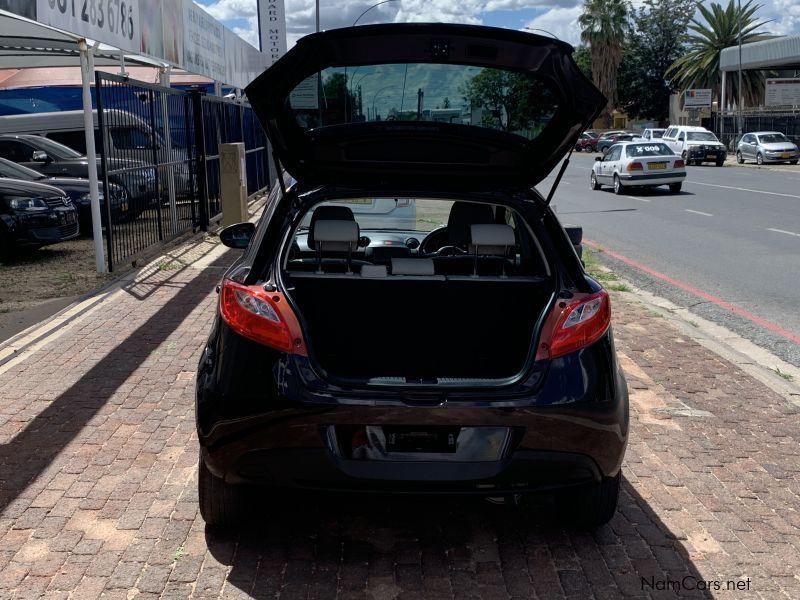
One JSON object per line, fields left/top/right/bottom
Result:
{"left": 197, "top": 0, "right": 800, "bottom": 51}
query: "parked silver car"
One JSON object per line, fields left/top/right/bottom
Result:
{"left": 736, "top": 131, "right": 799, "bottom": 165}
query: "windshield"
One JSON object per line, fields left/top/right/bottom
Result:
{"left": 625, "top": 143, "right": 674, "bottom": 157}
{"left": 24, "top": 136, "right": 83, "bottom": 159}
{"left": 300, "top": 198, "right": 451, "bottom": 232}
{"left": 0, "top": 157, "right": 44, "bottom": 181}
{"left": 289, "top": 63, "right": 559, "bottom": 141}
{"left": 759, "top": 133, "right": 789, "bottom": 144}
{"left": 650, "top": 129, "right": 665, "bottom": 138}
{"left": 687, "top": 131, "right": 718, "bottom": 142}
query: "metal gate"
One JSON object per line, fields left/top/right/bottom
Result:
{"left": 95, "top": 73, "right": 271, "bottom": 271}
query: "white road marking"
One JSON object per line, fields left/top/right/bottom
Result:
{"left": 628, "top": 196, "right": 651, "bottom": 202}
{"left": 767, "top": 228, "right": 800, "bottom": 238}
{"left": 690, "top": 181, "right": 800, "bottom": 199}
{"left": 685, "top": 209, "right": 713, "bottom": 217}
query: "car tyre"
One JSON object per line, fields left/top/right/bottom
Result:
{"left": 790, "top": 159, "right": 798, "bottom": 165}
{"left": 590, "top": 172, "right": 601, "bottom": 190}
{"left": 736, "top": 151, "right": 744, "bottom": 164}
{"left": 669, "top": 182, "right": 682, "bottom": 194}
{"left": 715, "top": 158, "right": 724, "bottom": 167}
{"left": 756, "top": 153, "right": 764, "bottom": 165}
{"left": 613, "top": 174, "right": 623, "bottom": 195}
{"left": 560, "top": 473, "right": 620, "bottom": 529}
{"left": 0, "top": 229, "right": 13, "bottom": 263}
{"left": 198, "top": 455, "right": 247, "bottom": 526}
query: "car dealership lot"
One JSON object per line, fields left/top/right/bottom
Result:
{"left": 0, "top": 232, "right": 798, "bottom": 598}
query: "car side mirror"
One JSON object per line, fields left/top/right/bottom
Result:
{"left": 595, "top": 156, "right": 602, "bottom": 162}
{"left": 220, "top": 222, "right": 255, "bottom": 249}
{"left": 32, "top": 150, "right": 51, "bottom": 163}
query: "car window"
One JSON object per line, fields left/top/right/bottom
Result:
{"left": 110, "top": 127, "right": 155, "bottom": 150}
{"left": 0, "top": 139, "right": 35, "bottom": 162}
{"left": 18, "top": 136, "right": 83, "bottom": 159}
{"left": 686, "top": 131, "right": 718, "bottom": 142}
{"left": 0, "top": 157, "right": 43, "bottom": 180}
{"left": 678, "top": 132, "right": 685, "bottom": 141}
{"left": 650, "top": 129, "right": 665, "bottom": 138}
{"left": 46, "top": 131, "right": 92, "bottom": 154}
{"left": 288, "top": 63, "right": 559, "bottom": 142}
{"left": 664, "top": 128, "right": 675, "bottom": 138}
{"left": 605, "top": 145, "right": 622, "bottom": 161}
{"left": 624, "top": 143, "right": 674, "bottom": 157}
{"left": 759, "top": 133, "right": 788, "bottom": 144}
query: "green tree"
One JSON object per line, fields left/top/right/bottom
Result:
{"left": 618, "top": 0, "right": 697, "bottom": 123}
{"left": 461, "top": 69, "right": 555, "bottom": 134}
{"left": 666, "top": 0, "right": 769, "bottom": 109}
{"left": 321, "top": 72, "right": 358, "bottom": 124}
{"left": 573, "top": 45, "right": 593, "bottom": 82}
{"left": 578, "top": 0, "right": 631, "bottom": 127}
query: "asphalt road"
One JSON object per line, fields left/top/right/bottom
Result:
{"left": 543, "top": 153, "right": 800, "bottom": 367}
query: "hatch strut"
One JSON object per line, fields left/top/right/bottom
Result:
{"left": 544, "top": 146, "right": 575, "bottom": 207}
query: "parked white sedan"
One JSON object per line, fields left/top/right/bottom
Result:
{"left": 591, "top": 142, "right": 686, "bottom": 194}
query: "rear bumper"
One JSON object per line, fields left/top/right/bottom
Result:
{"left": 204, "top": 446, "right": 603, "bottom": 494}
{"left": 618, "top": 172, "right": 685, "bottom": 185}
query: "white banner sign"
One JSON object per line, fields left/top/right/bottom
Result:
{"left": 36, "top": 0, "right": 141, "bottom": 54}
{"left": 684, "top": 89, "right": 712, "bottom": 108}
{"left": 258, "top": 0, "right": 287, "bottom": 66}
{"left": 765, "top": 78, "right": 800, "bottom": 107}
{"left": 289, "top": 75, "right": 319, "bottom": 109}
{"left": 183, "top": 0, "right": 226, "bottom": 82}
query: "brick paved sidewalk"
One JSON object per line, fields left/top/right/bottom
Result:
{"left": 0, "top": 234, "right": 798, "bottom": 599}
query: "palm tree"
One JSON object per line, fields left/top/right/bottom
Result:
{"left": 667, "top": 0, "right": 769, "bottom": 110}
{"left": 578, "top": 0, "right": 631, "bottom": 127}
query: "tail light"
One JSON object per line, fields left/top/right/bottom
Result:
{"left": 674, "top": 159, "right": 685, "bottom": 168}
{"left": 535, "top": 290, "right": 611, "bottom": 360}
{"left": 219, "top": 279, "right": 307, "bottom": 355}
{"left": 626, "top": 161, "right": 644, "bottom": 171}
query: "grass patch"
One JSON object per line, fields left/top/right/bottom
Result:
{"left": 158, "top": 261, "right": 181, "bottom": 271}
{"left": 607, "top": 282, "right": 630, "bottom": 292}
{"left": 772, "top": 367, "right": 794, "bottom": 382}
{"left": 173, "top": 545, "right": 186, "bottom": 562}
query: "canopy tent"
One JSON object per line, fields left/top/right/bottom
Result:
{"left": 720, "top": 35, "right": 800, "bottom": 72}
{"left": 0, "top": 11, "right": 167, "bottom": 69}
{"left": 0, "top": 10, "right": 174, "bottom": 272}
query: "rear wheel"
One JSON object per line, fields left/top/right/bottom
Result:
{"left": 590, "top": 172, "right": 601, "bottom": 190}
{"left": 715, "top": 158, "right": 724, "bottom": 167}
{"left": 669, "top": 182, "right": 682, "bottom": 194}
{"left": 757, "top": 152, "right": 764, "bottom": 165}
{"left": 198, "top": 455, "right": 247, "bottom": 526}
{"left": 561, "top": 473, "right": 620, "bottom": 529}
{"left": 736, "top": 151, "right": 744, "bottom": 164}
{"left": 613, "top": 175, "right": 623, "bottom": 195}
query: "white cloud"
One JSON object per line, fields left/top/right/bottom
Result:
{"left": 485, "top": 0, "right": 578, "bottom": 9}
{"left": 523, "top": 5, "right": 582, "bottom": 46}
{"left": 201, "top": 0, "right": 257, "bottom": 21}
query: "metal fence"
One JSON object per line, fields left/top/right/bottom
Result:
{"left": 95, "top": 73, "right": 270, "bottom": 271}
{"left": 713, "top": 110, "right": 800, "bottom": 150}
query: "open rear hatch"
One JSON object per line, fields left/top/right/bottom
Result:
{"left": 245, "top": 23, "right": 605, "bottom": 190}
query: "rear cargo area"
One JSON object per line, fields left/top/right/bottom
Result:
{"left": 288, "top": 274, "right": 552, "bottom": 381}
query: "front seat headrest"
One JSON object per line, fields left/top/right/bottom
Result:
{"left": 308, "top": 205, "right": 355, "bottom": 248}
{"left": 447, "top": 202, "right": 494, "bottom": 248}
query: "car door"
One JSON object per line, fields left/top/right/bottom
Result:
{"left": 599, "top": 145, "right": 619, "bottom": 181}
{"left": 245, "top": 24, "right": 607, "bottom": 191}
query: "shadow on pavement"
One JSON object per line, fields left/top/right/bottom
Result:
{"left": 206, "top": 477, "right": 713, "bottom": 598}
{"left": 0, "top": 246, "right": 234, "bottom": 515}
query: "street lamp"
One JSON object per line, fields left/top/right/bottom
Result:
{"left": 737, "top": 0, "right": 743, "bottom": 145}
{"left": 353, "top": 0, "right": 400, "bottom": 26}
{"left": 372, "top": 85, "right": 396, "bottom": 119}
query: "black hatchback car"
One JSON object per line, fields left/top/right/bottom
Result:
{"left": 0, "top": 178, "right": 78, "bottom": 259}
{"left": 196, "top": 24, "right": 629, "bottom": 528}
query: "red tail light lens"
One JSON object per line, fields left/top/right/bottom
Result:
{"left": 627, "top": 161, "right": 644, "bottom": 171}
{"left": 536, "top": 290, "right": 611, "bottom": 360}
{"left": 219, "top": 279, "right": 306, "bottom": 355}
{"left": 674, "top": 159, "right": 685, "bottom": 168}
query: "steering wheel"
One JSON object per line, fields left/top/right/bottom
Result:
{"left": 429, "top": 245, "right": 468, "bottom": 257}
{"left": 419, "top": 226, "right": 452, "bottom": 256}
